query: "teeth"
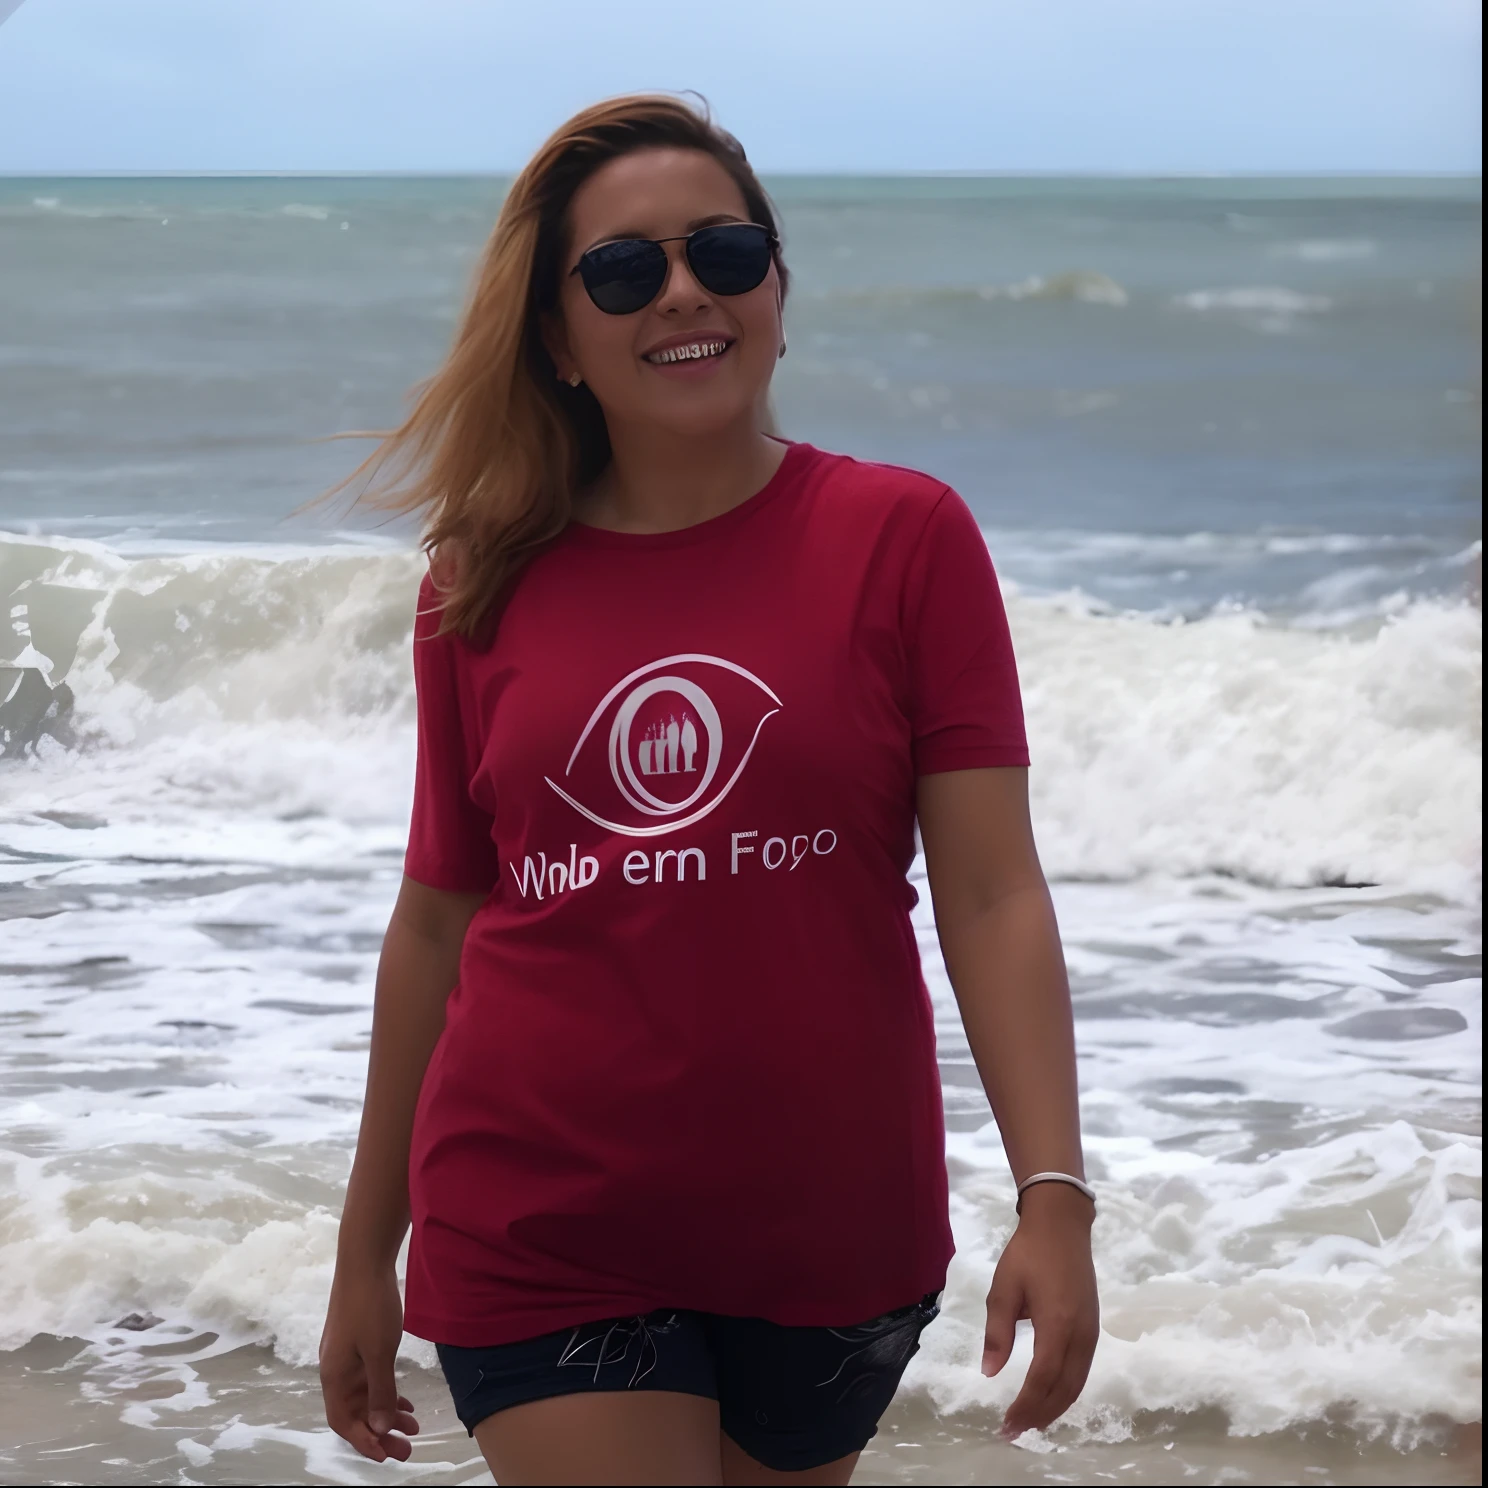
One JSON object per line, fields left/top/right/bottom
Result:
{"left": 647, "top": 340, "right": 728, "bottom": 365}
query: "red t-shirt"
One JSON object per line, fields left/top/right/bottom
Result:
{"left": 401, "top": 440, "right": 1029, "bottom": 1346}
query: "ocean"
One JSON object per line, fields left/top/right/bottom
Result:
{"left": 0, "top": 175, "right": 1480, "bottom": 1485}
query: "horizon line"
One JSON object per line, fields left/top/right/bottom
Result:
{"left": 1, "top": 167, "right": 1482, "bottom": 181}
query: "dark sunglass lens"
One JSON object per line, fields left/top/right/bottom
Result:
{"left": 686, "top": 225, "right": 773, "bottom": 296}
{"left": 579, "top": 239, "right": 668, "bottom": 314}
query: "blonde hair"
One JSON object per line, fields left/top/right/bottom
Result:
{"left": 302, "top": 93, "right": 788, "bottom": 641}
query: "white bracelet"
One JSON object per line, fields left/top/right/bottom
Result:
{"left": 1015, "top": 1172, "right": 1096, "bottom": 1213}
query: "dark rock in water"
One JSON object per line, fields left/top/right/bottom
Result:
{"left": 0, "top": 667, "right": 75, "bottom": 756}
{"left": 250, "top": 998, "right": 362, "bottom": 1016}
{"left": 113, "top": 1311, "right": 164, "bottom": 1332}
{"left": 1326, "top": 1007, "right": 1469, "bottom": 1040}
{"left": 36, "top": 809, "right": 108, "bottom": 830}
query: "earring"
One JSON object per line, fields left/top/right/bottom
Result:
{"left": 559, "top": 370, "right": 582, "bottom": 388}
{"left": 777, "top": 338, "right": 787, "bottom": 360}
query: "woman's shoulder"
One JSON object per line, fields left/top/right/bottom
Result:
{"left": 798, "top": 442, "right": 954, "bottom": 526}
{"left": 412, "top": 557, "right": 475, "bottom": 649}
{"left": 414, "top": 560, "right": 448, "bottom": 619}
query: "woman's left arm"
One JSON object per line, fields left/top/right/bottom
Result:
{"left": 917, "top": 765, "right": 1100, "bottom": 1440}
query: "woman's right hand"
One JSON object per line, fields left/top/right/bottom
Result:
{"left": 320, "top": 1263, "right": 420, "bottom": 1463}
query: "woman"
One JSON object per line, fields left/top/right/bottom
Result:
{"left": 318, "top": 94, "right": 1099, "bottom": 1485}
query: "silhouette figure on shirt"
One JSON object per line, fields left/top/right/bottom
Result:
{"left": 639, "top": 714, "right": 699, "bottom": 775}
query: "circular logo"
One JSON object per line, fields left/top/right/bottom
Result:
{"left": 546, "top": 653, "right": 783, "bottom": 839}
{"left": 608, "top": 676, "right": 722, "bottom": 817}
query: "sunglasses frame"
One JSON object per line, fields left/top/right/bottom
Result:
{"left": 569, "top": 222, "right": 779, "bottom": 315}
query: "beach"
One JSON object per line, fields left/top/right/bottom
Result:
{"left": 0, "top": 174, "right": 1480, "bottom": 1484}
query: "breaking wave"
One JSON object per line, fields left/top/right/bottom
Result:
{"left": 1, "top": 531, "right": 1479, "bottom": 899}
{"left": 813, "top": 270, "right": 1130, "bottom": 308}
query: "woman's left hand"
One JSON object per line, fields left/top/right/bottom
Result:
{"left": 982, "top": 1180, "right": 1100, "bottom": 1439}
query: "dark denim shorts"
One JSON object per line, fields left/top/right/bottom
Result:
{"left": 435, "top": 1291, "right": 942, "bottom": 1473}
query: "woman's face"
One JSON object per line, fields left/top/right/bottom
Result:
{"left": 547, "top": 147, "right": 783, "bottom": 443}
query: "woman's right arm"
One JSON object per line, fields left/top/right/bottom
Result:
{"left": 320, "top": 874, "right": 487, "bottom": 1463}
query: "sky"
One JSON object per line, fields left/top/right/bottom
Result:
{"left": 0, "top": 0, "right": 1480, "bottom": 174}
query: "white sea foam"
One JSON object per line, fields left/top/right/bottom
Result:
{"left": 994, "top": 528, "right": 1447, "bottom": 563}
{"left": 917, "top": 876, "right": 1482, "bottom": 1447}
{"left": 1012, "top": 589, "right": 1481, "bottom": 894}
{"left": 1174, "top": 287, "right": 1333, "bottom": 315}
{"left": 0, "top": 867, "right": 1478, "bottom": 1449}
{"left": 0, "top": 530, "right": 1480, "bottom": 1459}
{"left": 922, "top": 1122, "right": 1481, "bottom": 1444}
{"left": 5, "top": 200, "right": 167, "bottom": 221}
{"left": 1268, "top": 238, "right": 1378, "bottom": 262}
{"left": 817, "top": 271, "right": 1131, "bottom": 309}
{"left": 979, "top": 271, "right": 1130, "bottom": 307}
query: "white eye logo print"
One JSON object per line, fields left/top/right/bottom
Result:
{"left": 545, "top": 654, "right": 781, "bottom": 838}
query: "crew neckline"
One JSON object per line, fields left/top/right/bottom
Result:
{"left": 562, "top": 438, "right": 814, "bottom": 551}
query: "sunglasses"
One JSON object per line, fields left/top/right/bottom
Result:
{"left": 570, "top": 222, "right": 778, "bottom": 315}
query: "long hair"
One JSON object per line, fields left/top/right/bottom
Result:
{"left": 302, "top": 94, "right": 789, "bottom": 641}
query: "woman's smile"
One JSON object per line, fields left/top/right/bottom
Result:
{"left": 641, "top": 332, "right": 736, "bottom": 376}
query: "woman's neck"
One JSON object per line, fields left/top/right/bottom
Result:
{"left": 574, "top": 420, "right": 788, "bottom": 535}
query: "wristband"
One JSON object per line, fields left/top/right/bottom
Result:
{"left": 1015, "top": 1171, "right": 1096, "bottom": 1214}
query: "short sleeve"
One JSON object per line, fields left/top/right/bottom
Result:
{"left": 403, "top": 574, "right": 503, "bottom": 893}
{"left": 903, "top": 488, "right": 1030, "bottom": 774}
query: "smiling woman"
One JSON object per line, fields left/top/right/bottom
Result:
{"left": 311, "top": 93, "right": 1097, "bottom": 1487}
{"left": 304, "top": 97, "right": 792, "bottom": 637}
{"left": 539, "top": 143, "right": 792, "bottom": 536}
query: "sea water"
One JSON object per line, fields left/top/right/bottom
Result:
{"left": 0, "top": 176, "right": 1480, "bottom": 1485}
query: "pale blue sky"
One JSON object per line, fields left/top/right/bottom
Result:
{"left": 0, "top": 0, "right": 1480, "bottom": 174}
